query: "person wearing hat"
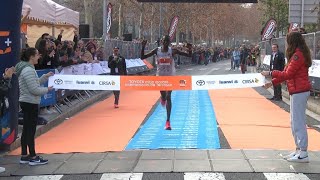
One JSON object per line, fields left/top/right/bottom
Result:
{"left": 141, "top": 35, "right": 192, "bottom": 130}
{"left": 108, "top": 47, "right": 127, "bottom": 108}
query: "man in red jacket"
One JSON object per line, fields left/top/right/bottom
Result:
{"left": 261, "top": 31, "right": 312, "bottom": 163}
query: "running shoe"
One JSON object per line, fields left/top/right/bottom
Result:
{"left": 165, "top": 120, "right": 171, "bottom": 130}
{"left": 29, "top": 156, "right": 48, "bottom": 166}
{"left": 287, "top": 151, "right": 309, "bottom": 163}
{"left": 20, "top": 155, "right": 31, "bottom": 164}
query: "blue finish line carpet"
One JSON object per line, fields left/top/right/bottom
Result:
{"left": 126, "top": 90, "right": 221, "bottom": 150}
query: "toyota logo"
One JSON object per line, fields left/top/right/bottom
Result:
{"left": 196, "top": 80, "right": 205, "bottom": 86}
{"left": 54, "top": 79, "right": 63, "bottom": 85}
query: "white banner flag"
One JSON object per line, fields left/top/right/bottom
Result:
{"left": 49, "top": 75, "right": 120, "bottom": 90}
{"left": 192, "top": 73, "right": 266, "bottom": 90}
{"left": 309, "top": 60, "right": 320, "bottom": 78}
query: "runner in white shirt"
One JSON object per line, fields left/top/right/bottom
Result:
{"left": 141, "top": 35, "right": 192, "bottom": 130}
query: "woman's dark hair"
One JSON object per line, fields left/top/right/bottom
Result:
{"left": 286, "top": 32, "right": 312, "bottom": 67}
{"left": 38, "top": 39, "right": 48, "bottom": 56}
{"left": 21, "top": 48, "right": 37, "bottom": 62}
{"left": 41, "top": 33, "right": 50, "bottom": 39}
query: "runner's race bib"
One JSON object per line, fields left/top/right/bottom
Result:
{"left": 158, "top": 58, "right": 172, "bottom": 65}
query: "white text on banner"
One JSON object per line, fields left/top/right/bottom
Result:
{"left": 192, "top": 73, "right": 266, "bottom": 90}
{"left": 48, "top": 75, "right": 120, "bottom": 90}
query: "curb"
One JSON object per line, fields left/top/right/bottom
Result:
{"left": 8, "top": 91, "right": 112, "bottom": 151}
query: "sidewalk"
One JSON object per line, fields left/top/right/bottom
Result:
{"left": 1, "top": 149, "right": 320, "bottom": 177}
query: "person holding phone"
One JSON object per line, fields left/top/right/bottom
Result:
{"left": 15, "top": 48, "right": 54, "bottom": 166}
{"left": 108, "top": 47, "right": 127, "bottom": 108}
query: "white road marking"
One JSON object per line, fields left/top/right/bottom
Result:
{"left": 184, "top": 173, "right": 226, "bottom": 180}
{"left": 100, "top": 173, "right": 143, "bottom": 180}
{"left": 263, "top": 173, "right": 310, "bottom": 180}
{"left": 20, "top": 175, "right": 64, "bottom": 180}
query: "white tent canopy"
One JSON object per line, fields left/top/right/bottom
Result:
{"left": 22, "top": 0, "right": 56, "bottom": 23}
{"left": 47, "top": 0, "right": 79, "bottom": 27}
{"left": 22, "top": 0, "right": 79, "bottom": 27}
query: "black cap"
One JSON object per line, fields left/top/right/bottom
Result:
{"left": 113, "top": 47, "right": 119, "bottom": 50}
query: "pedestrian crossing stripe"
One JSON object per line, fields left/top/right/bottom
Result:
{"left": 20, "top": 175, "right": 64, "bottom": 180}
{"left": 14, "top": 172, "right": 315, "bottom": 180}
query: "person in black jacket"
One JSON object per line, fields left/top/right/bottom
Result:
{"left": 240, "top": 46, "right": 248, "bottom": 74}
{"left": 108, "top": 47, "right": 127, "bottom": 108}
{"left": 269, "top": 43, "right": 285, "bottom": 101}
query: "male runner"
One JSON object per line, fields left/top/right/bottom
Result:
{"left": 141, "top": 35, "right": 192, "bottom": 130}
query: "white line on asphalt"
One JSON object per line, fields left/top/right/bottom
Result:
{"left": 184, "top": 173, "right": 226, "bottom": 180}
{"left": 186, "top": 68, "right": 193, "bottom": 71}
{"left": 20, "top": 175, "right": 64, "bottom": 180}
{"left": 204, "top": 68, "right": 220, "bottom": 75}
{"left": 263, "top": 173, "right": 310, "bottom": 180}
{"left": 199, "top": 68, "right": 208, "bottom": 71}
{"left": 100, "top": 173, "right": 143, "bottom": 180}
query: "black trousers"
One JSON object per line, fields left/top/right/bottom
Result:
{"left": 273, "top": 84, "right": 282, "bottom": 99}
{"left": 113, "top": 91, "right": 120, "bottom": 105}
{"left": 20, "top": 102, "right": 38, "bottom": 157}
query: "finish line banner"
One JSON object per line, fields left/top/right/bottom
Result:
{"left": 49, "top": 73, "right": 265, "bottom": 91}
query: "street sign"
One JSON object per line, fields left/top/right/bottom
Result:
{"left": 137, "top": 0, "right": 258, "bottom": 3}
{"left": 289, "top": 0, "right": 319, "bottom": 26}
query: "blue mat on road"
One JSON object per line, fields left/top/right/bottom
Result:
{"left": 125, "top": 90, "right": 221, "bottom": 150}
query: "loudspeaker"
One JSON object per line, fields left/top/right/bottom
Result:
{"left": 79, "top": 24, "right": 90, "bottom": 38}
{"left": 123, "top": 34, "right": 132, "bottom": 41}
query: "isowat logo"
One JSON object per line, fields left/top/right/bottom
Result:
{"left": 54, "top": 79, "right": 63, "bottom": 85}
{"left": 196, "top": 80, "right": 205, "bottom": 86}
{"left": 219, "top": 80, "right": 236, "bottom": 84}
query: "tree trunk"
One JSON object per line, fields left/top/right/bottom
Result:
{"left": 176, "top": 24, "right": 180, "bottom": 45}
{"left": 150, "top": 5, "right": 154, "bottom": 42}
{"left": 118, "top": 1, "right": 124, "bottom": 38}
{"left": 83, "top": 0, "right": 94, "bottom": 38}
{"left": 138, "top": 3, "right": 144, "bottom": 39}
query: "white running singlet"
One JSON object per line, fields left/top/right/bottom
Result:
{"left": 156, "top": 47, "right": 175, "bottom": 76}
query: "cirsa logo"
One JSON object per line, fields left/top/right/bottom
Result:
{"left": 196, "top": 80, "right": 205, "bottom": 86}
{"left": 54, "top": 79, "right": 63, "bottom": 85}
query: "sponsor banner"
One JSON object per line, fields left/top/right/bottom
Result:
{"left": 49, "top": 75, "right": 120, "bottom": 91}
{"left": 261, "top": 18, "right": 277, "bottom": 41}
{"left": 49, "top": 74, "right": 265, "bottom": 91}
{"left": 120, "top": 76, "right": 192, "bottom": 91}
{"left": 192, "top": 73, "right": 265, "bottom": 90}
{"left": 168, "top": 16, "right": 179, "bottom": 42}
{"left": 309, "top": 60, "right": 320, "bottom": 78}
{"left": 37, "top": 69, "right": 57, "bottom": 107}
{"left": 0, "top": 0, "right": 23, "bottom": 146}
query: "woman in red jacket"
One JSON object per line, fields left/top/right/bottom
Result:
{"left": 262, "top": 31, "right": 312, "bottom": 163}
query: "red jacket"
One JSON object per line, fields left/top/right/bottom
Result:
{"left": 272, "top": 48, "right": 311, "bottom": 95}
